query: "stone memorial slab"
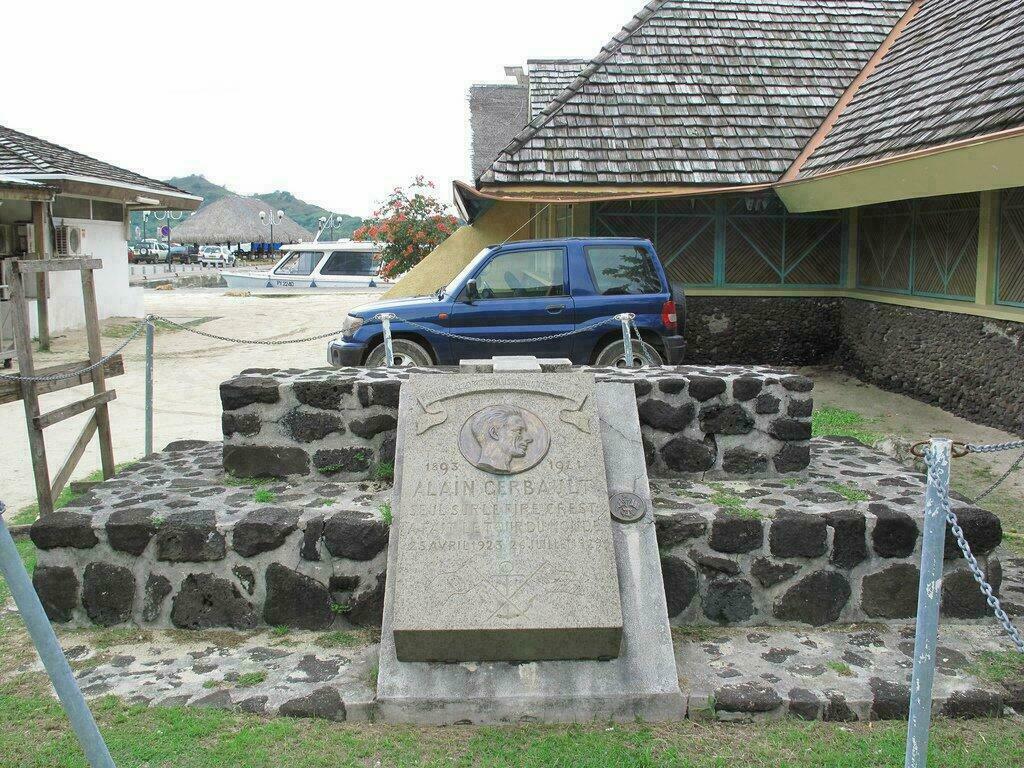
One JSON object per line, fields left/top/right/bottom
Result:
{"left": 389, "top": 371, "right": 623, "bottom": 663}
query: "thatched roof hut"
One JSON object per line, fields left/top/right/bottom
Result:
{"left": 171, "top": 195, "right": 312, "bottom": 245}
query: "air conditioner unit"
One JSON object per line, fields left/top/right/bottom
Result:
{"left": 53, "top": 225, "right": 86, "bottom": 257}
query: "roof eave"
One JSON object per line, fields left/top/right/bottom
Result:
{"left": 19, "top": 174, "right": 202, "bottom": 210}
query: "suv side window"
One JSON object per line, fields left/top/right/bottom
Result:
{"left": 585, "top": 245, "right": 662, "bottom": 295}
{"left": 473, "top": 248, "right": 565, "bottom": 299}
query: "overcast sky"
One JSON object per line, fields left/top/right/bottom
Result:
{"left": 2, "top": 0, "right": 637, "bottom": 216}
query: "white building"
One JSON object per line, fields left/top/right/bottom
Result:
{"left": 0, "top": 124, "right": 200, "bottom": 347}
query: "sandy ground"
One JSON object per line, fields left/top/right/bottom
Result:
{"left": 1, "top": 287, "right": 382, "bottom": 516}
{"left": 2, "top": 288, "right": 1021, "bottom": 522}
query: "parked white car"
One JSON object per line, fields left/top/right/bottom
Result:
{"left": 198, "top": 245, "right": 237, "bottom": 268}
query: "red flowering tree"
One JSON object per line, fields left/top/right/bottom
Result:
{"left": 353, "top": 176, "right": 459, "bottom": 278}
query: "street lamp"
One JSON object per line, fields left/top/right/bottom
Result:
{"left": 316, "top": 213, "right": 347, "bottom": 242}
{"left": 259, "top": 209, "right": 284, "bottom": 253}
{"left": 142, "top": 210, "right": 188, "bottom": 260}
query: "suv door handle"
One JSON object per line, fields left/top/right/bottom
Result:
{"left": 546, "top": 304, "right": 564, "bottom": 314}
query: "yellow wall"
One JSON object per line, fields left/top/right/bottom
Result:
{"left": 383, "top": 202, "right": 531, "bottom": 298}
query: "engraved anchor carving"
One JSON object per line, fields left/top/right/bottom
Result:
{"left": 433, "top": 559, "right": 581, "bottom": 620}
{"left": 415, "top": 397, "right": 448, "bottom": 434}
{"left": 558, "top": 394, "right": 591, "bottom": 434}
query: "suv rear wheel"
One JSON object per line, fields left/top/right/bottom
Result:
{"left": 364, "top": 338, "right": 433, "bottom": 367}
{"left": 594, "top": 339, "right": 664, "bottom": 368}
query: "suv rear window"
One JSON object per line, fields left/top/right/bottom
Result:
{"left": 585, "top": 245, "right": 662, "bottom": 295}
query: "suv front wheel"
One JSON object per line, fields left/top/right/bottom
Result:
{"left": 594, "top": 339, "right": 664, "bottom": 368}
{"left": 364, "top": 338, "right": 433, "bottom": 367}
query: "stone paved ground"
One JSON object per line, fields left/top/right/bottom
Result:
{"left": 3, "top": 614, "right": 1021, "bottom": 724}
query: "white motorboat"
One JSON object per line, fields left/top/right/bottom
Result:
{"left": 222, "top": 240, "right": 387, "bottom": 290}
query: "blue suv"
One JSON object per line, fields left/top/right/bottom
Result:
{"left": 328, "top": 237, "right": 684, "bottom": 367}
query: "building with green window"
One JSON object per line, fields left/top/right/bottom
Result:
{"left": 390, "top": 0, "right": 1024, "bottom": 434}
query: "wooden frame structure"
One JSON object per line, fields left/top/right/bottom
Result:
{"left": 6, "top": 257, "right": 122, "bottom": 516}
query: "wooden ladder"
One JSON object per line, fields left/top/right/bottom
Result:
{"left": 7, "top": 257, "right": 122, "bottom": 516}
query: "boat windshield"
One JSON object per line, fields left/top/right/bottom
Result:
{"left": 320, "top": 250, "right": 379, "bottom": 276}
{"left": 274, "top": 251, "right": 320, "bottom": 276}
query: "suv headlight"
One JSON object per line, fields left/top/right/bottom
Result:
{"left": 342, "top": 314, "right": 364, "bottom": 337}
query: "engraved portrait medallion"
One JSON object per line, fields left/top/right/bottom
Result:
{"left": 458, "top": 404, "right": 550, "bottom": 475}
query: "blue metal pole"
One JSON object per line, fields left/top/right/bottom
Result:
{"left": 905, "top": 438, "right": 951, "bottom": 768}
{"left": 616, "top": 312, "right": 634, "bottom": 367}
{"left": 0, "top": 505, "right": 116, "bottom": 767}
{"left": 380, "top": 313, "right": 395, "bottom": 367}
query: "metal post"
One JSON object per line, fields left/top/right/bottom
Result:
{"left": 0, "top": 505, "right": 116, "bottom": 768}
{"left": 380, "top": 313, "right": 395, "bottom": 367}
{"left": 616, "top": 313, "right": 634, "bottom": 367}
{"left": 905, "top": 437, "right": 951, "bottom": 768}
{"left": 144, "top": 319, "right": 154, "bottom": 457}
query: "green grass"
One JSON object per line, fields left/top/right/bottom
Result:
{"left": 379, "top": 502, "right": 393, "bottom": 526}
{"left": 253, "top": 488, "right": 276, "bottom": 504}
{"left": 0, "top": 540, "right": 36, "bottom": 607}
{"left": 235, "top": 671, "right": 267, "bottom": 688}
{"left": 812, "top": 407, "right": 883, "bottom": 446}
{"left": 971, "top": 650, "right": 1024, "bottom": 685}
{"left": 89, "top": 627, "right": 153, "bottom": 650}
{"left": 825, "top": 482, "right": 871, "bottom": 503}
{"left": 0, "top": 692, "right": 1019, "bottom": 768}
{"left": 708, "top": 484, "right": 761, "bottom": 519}
{"left": 374, "top": 462, "right": 394, "bottom": 483}
{"left": 12, "top": 460, "right": 139, "bottom": 526}
{"left": 271, "top": 626, "right": 289, "bottom": 637}
{"left": 315, "top": 631, "right": 364, "bottom": 649}
{"left": 827, "top": 661, "right": 855, "bottom": 677}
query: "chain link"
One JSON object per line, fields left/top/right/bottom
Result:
{"left": 0, "top": 321, "right": 147, "bottom": 383}
{"left": 149, "top": 314, "right": 347, "bottom": 345}
{"left": 926, "top": 447, "right": 1024, "bottom": 652}
{"left": 967, "top": 440, "right": 1024, "bottom": 453}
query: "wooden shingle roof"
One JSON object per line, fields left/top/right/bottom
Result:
{"left": 527, "top": 59, "right": 589, "bottom": 119}
{"left": 799, "top": 0, "right": 1024, "bottom": 177}
{"left": 0, "top": 124, "right": 193, "bottom": 198}
{"left": 480, "top": 0, "right": 908, "bottom": 187}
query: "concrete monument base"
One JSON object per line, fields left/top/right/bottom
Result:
{"left": 376, "top": 379, "right": 685, "bottom": 724}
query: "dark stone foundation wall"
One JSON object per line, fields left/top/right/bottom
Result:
{"left": 683, "top": 296, "right": 1024, "bottom": 436}
{"left": 221, "top": 366, "right": 814, "bottom": 481}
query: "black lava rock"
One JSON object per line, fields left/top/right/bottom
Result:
{"left": 654, "top": 512, "right": 707, "bottom": 548}
{"left": 709, "top": 514, "right": 763, "bottom": 554}
{"left": 357, "top": 380, "right": 401, "bottom": 408}
{"left": 722, "top": 447, "right": 768, "bottom": 474}
{"left": 870, "top": 505, "right": 919, "bottom": 558}
{"left": 282, "top": 408, "right": 345, "bottom": 443}
{"left": 687, "top": 376, "right": 727, "bottom": 402}
{"left": 942, "top": 689, "right": 1003, "bottom": 719}
{"left": 142, "top": 574, "right": 173, "bottom": 621}
{"left": 293, "top": 379, "right": 353, "bottom": 410}
{"left": 660, "top": 556, "right": 698, "bottom": 617}
{"left": 732, "top": 377, "right": 763, "bottom": 401}
{"left": 657, "top": 378, "right": 687, "bottom": 395}
{"left": 233, "top": 565, "right": 256, "bottom": 595}
{"left": 869, "top": 677, "right": 910, "bottom": 720}
{"left": 171, "top": 574, "right": 257, "bottom": 630}
{"left": 773, "top": 443, "right": 811, "bottom": 473}
{"left": 106, "top": 508, "right": 158, "bottom": 556}
{"left": 632, "top": 380, "right": 653, "bottom": 397}
{"left": 703, "top": 578, "right": 755, "bottom": 623}
{"left": 32, "top": 566, "right": 78, "bottom": 623}
{"left": 380, "top": 433, "right": 397, "bottom": 464}
{"left": 348, "top": 572, "right": 387, "bottom": 627}
{"left": 714, "top": 682, "right": 782, "bottom": 713}
{"left": 263, "top": 563, "right": 334, "bottom": 630}
{"left": 312, "top": 448, "right": 372, "bottom": 475}
{"left": 232, "top": 507, "right": 301, "bottom": 557}
{"left": 349, "top": 414, "right": 398, "bottom": 439}
{"left": 661, "top": 435, "right": 717, "bottom": 473}
{"left": 223, "top": 444, "right": 310, "bottom": 478}
{"left": 942, "top": 562, "right": 1002, "bottom": 619}
{"left": 322, "top": 510, "right": 389, "bottom": 561}
{"left": 699, "top": 403, "right": 754, "bottom": 435}
{"left": 637, "top": 399, "right": 695, "bottom": 432}
{"left": 769, "top": 512, "right": 827, "bottom": 558}
{"left": 861, "top": 563, "right": 920, "bottom": 619}
{"left": 751, "top": 558, "right": 800, "bottom": 588}
{"left": 278, "top": 687, "right": 347, "bottom": 721}
{"left": 781, "top": 375, "right": 813, "bottom": 392}
{"left": 154, "top": 509, "right": 226, "bottom": 562}
{"left": 825, "top": 510, "right": 868, "bottom": 569}
{"left": 768, "top": 418, "right": 812, "bottom": 441}
{"left": 823, "top": 692, "right": 858, "bottom": 722}
{"left": 774, "top": 570, "right": 850, "bottom": 626}
{"left": 943, "top": 507, "right": 1001, "bottom": 559}
{"left": 788, "top": 688, "right": 822, "bottom": 720}
{"left": 82, "top": 562, "right": 135, "bottom": 626}
{"left": 690, "top": 550, "right": 741, "bottom": 576}
{"left": 30, "top": 511, "right": 98, "bottom": 550}
{"left": 787, "top": 399, "right": 814, "bottom": 418}
{"left": 301, "top": 516, "right": 326, "bottom": 561}
{"left": 220, "top": 376, "right": 279, "bottom": 410}
{"left": 222, "top": 412, "right": 261, "bottom": 437}
{"left": 754, "top": 393, "right": 781, "bottom": 415}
